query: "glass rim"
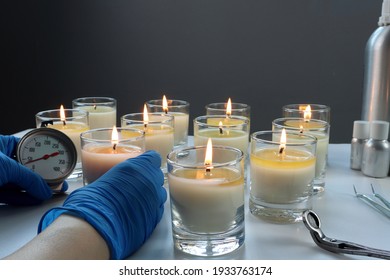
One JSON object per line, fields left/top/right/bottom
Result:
{"left": 146, "top": 99, "right": 190, "bottom": 108}
{"left": 251, "top": 130, "right": 317, "bottom": 146}
{"left": 282, "top": 103, "right": 330, "bottom": 112}
{"left": 121, "top": 112, "right": 174, "bottom": 125}
{"left": 206, "top": 102, "right": 250, "bottom": 109}
{"left": 36, "top": 108, "right": 89, "bottom": 120}
{"left": 194, "top": 115, "right": 249, "bottom": 128}
{"left": 167, "top": 145, "right": 244, "bottom": 169}
{"left": 80, "top": 127, "right": 145, "bottom": 142}
{"left": 72, "top": 96, "right": 117, "bottom": 106}
{"left": 272, "top": 117, "right": 330, "bottom": 130}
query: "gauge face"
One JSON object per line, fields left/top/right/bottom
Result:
{"left": 16, "top": 128, "right": 77, "bottom": 186}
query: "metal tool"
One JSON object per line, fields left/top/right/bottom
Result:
{"left": 302, "top": 210, "right": 390, "bottom": 259}
{"left": 353, "top": 185, "right": 390, "bottom": 218}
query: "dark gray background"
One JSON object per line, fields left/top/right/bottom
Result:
{"left": 1, "top": 0, "right": 383, "bottom": 142}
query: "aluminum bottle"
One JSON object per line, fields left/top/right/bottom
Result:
{"left": 350, "top": 120, "right": 370, "bottom": 170}
{"left": 361, "top": 0, "right": 390, "bottom": 122}
{"left": 361, "top": 121, "right": 390, "bottom": 178}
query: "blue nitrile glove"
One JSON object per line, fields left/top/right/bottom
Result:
{"left": 38, "top": 150, "right": 167, "bottom": 260}
{"left": 0, "top": 135, "right": 68, "bottom": 205}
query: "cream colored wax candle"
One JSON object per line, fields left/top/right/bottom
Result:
{"left": 81, "top": 144, "right": 143, "bottom": 184}
{"left": 168, "top": 167, "right": 244, "bottom": 233}
{"left": 77, "top": 106, "right": 116, "bottom": 129}
{"left": 250, "top": 148, "right": 316, "bottom": 204}
{"left": 124, "top": 124, "right": 174, "bottom": 168}
{"left": 194, "top": 115, "right": 249, "bottom": 155}
{"left": 194, "top": 129, "right": 249, "bottom": 156}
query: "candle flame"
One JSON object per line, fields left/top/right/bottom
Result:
{"left": 60, "top": 105, "right": 66, "bottom": 126}
{"left": 304, "top": 105, "right": 312, "bottom": 122}
{"left": 204, "top": 138, "right": 213, "bottom": 171}
{"left": 111, "top": 125, "right": 119, "bottom": 150}
{"left": 163, "top": 95, "right": 168, "bottom": 114}
{"left": 279, "top": 128, "right": 287, "bottom": 155}
{"left": 226, "top": 98, "right": 232, "bottom": 117}
{"left": 143, "top": 104, "right": 149, "bottom": 128}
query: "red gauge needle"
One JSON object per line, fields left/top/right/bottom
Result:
{"left": 24, "top": 151, "right": 60, "bottom": 164}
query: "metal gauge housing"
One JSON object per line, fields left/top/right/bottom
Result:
{"left": 16, "top": 128, "right": 77, "bottom": 187}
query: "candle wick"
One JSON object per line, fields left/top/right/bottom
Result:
{"left": 219, "top": 127, "right": 223, "bottom": 135}
{"left": 226, "top": 113, "right": 231, "bottom": 118}
{"left": 93, "top": 105, "right": 97, "bottom": 110}
{"left": 164, "top": 109, "right": 168, "bottom": 114}
{"left": 205, "top": 163, "right": 212, "bottom": 173}
{"left": 62, "top": 120, "right": 67, "bottom": 126}
{"left": 279, "top": 147, "right": 285, "bottom": 155}
{"left": 113, "top": 143, "right": 117, "bottom": 150}
{"left": 144, "top": 123, "right": 148, "bottom": 130}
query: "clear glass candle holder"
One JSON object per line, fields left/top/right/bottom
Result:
{"left": 272, "top": 117, "right": 329, "bottom": 194}
{"left": 121, "top": 112, "right": 174, "bottom": 173}
{"left": 193, "top": 115, "right": 250, "bottom": 156}
{"left": 282, "top": 104, "right": 331, "bottom": 124}
{"left": 167, "top": 145, "right": 245, "bottom": 257}
{"left": 146, "top": 98, "right": 190, "bottom": 148}
{"left": 72, "top": 97, "right": 117, "bottom": 129}
{"left": 250, "top": 130, "right": 317, "bottom": 223}
{"left": 35, "top": 108, "right": 90, "bottom": 179}
{"left": 80, "top": 127, "right": 145, "bottom": 185}
{"left": 206, "top": 101, "right": 251, "bottom": 132}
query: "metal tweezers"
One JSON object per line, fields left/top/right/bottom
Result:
{"left": 302, "top": 210, "right": 390, "bottom": 259}
{"left": 353, "top": 184, "right": 390, "bottom": 219}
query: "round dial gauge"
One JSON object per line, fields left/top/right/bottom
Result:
{"left": 16, "top": 128, "right": 77, "bottom": 187}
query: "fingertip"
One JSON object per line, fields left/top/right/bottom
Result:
{"left": 139, "top": 150, "right": 162, "bottom": 167}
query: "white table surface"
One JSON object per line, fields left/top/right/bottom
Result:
{"left": 1, "top": 138, "right": 390, "bottom": 260}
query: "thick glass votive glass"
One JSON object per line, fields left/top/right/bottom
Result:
{"left": 167, "top": 145, "right": 245, "bottom": 256}
{"left": 193, "top": 115, "right": 250, "bottom": 156}
{"left": 80, "top": 127, "right": 145, "bottom": 185}
{"left": 272, "top": 117, "right": 329, "bottom": 194}
{"left": 146, "top": 98, "right": 190, "bottom": 148}
{"left": 35, "top": 108, "right": 90, "bottom": 178}
{"left": 282, "top": 104, "right": 331, "bottom": 124}
{"left": 72, "top": 97, "right": 117, "bottom": 129}
{"left": 121, "top": 113, "right": 174, "bottom": 172}
{"left": 250, "top": 130, "right": 317, "bottom": 223}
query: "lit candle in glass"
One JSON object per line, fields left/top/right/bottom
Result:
{"left": 121, "top": 105, "right": 174, "bottom": 172}
{"left": 250, "top": 129, "right": 317, "bottom": 223}
{"left": 35, "top": 105, "right": 90, "bottom": 167}
{"left": 72, "top": 97, "right": 117, "bottom": 129}
{"left": 272, "top": 117, "right": 329, "bottom": 193}
{"left": 146, "top": 95, "right": 190, "bottom": 148}
{"left": 80, "top": 126, "right": 145, "bottom": 185}
{"left": 194, "top": 115, "right": 249, "bottom": 155}
{"left": 167, "top": 138, "right": 245, "bottom": 256}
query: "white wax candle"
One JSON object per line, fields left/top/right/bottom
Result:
{"left": 47, "top": 122, "right": 89, "bottom": 163}
{"left": 250, "top": 148, "right": 315, "bottom": 204}
{"left": 170, "top": 112, "right": 189, "bottom": 146}
{"left": 124, "top": 124, "right": 174, "bottom": 167}
{"left": 81, "top": 144, "right": 143, "bottom": 184}
{"left": 168, "top": 167, "right": 244, "bottom": 233}
{"left": 194, "top": 128, "right": 249, "bottom": 155}
{"left": 76, "top": 105, "right": 116, "bottom": 129}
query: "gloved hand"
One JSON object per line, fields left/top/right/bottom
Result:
{"left": 38, "top": 150, "right": 167, "bottom": 260}
{"left": 0, "top": 135, "right": 68, "bottom": 205}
